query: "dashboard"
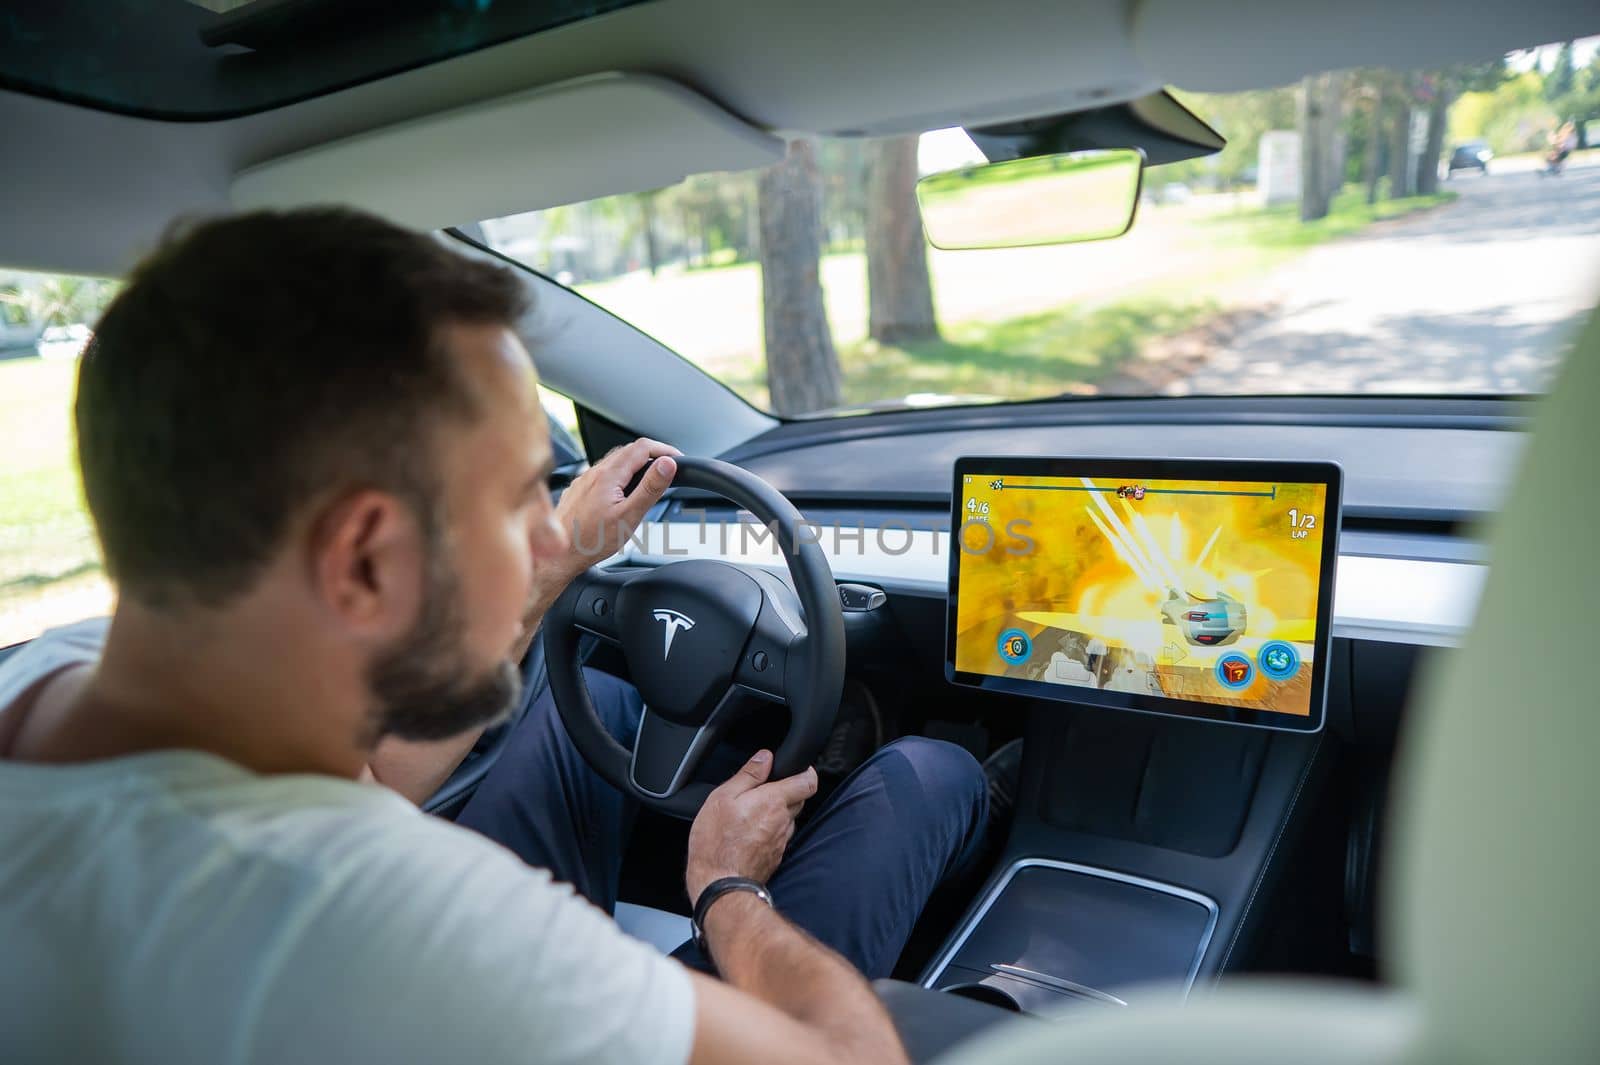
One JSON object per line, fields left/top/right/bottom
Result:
{"left": 593, "top": 398, "right": 1511, "bottom": 753}
{"left": 713, "top": 397, "right": 1523, "bottom": 524}
{"left": 675, "top": 397, "right": 1514, "bottom": 650}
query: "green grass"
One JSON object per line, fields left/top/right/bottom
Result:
{"left": 0, "top": 356, "right": 106, "bottom": 642}
{"left": 833, "top": 298, "right": 1219, "bottom": 405}
{"left": 0, "top": 358, "right": 98, "bottom": 581}
{"left": 921, "top": 149, "right": 1133, "bottom": 192}
{"left": 713, "top": 296, "right": 1221, "bottom": 411}
{"left": 1202, "top": 188, "right": 1458, "bottom": 251}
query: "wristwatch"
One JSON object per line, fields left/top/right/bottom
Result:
{"left": 690, "top": 876, "right": 774, "bottom": 955}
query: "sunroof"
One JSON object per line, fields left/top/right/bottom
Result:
{"left": 0, "top": 0, "right": 653, "bottom": 121}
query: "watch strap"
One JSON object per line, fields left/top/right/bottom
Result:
{"left": 691, "top": 876, "right": 773, "bottom": 955}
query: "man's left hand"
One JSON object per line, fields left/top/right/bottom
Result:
{"left": 546, "top": 437, "right": 680, "bottom": 584}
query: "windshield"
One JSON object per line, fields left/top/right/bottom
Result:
{"left": 482, "top": 43, "right": 1600, "bottom": 417}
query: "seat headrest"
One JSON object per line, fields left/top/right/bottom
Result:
{"left": 1388, "top": 304, "right": 1600, "bottom": 1062}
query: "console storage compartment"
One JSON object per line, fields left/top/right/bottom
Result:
{"left": 924, "top": 859, "right": 1217, "bottom": 1012}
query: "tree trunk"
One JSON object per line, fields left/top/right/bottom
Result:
{"left": 1387, "top": 83, "right": 1414, "bottom": 199}
{"left": 681, "top": 206, "right": 698, "bottom": 267}
{"left": 758, "top": 138, "right": 842, "bottom": 416}
{"left": 1299, "top": 74, "right": 1331, "bottom": 221}
{"left": 1323, "top": 71, "right": 1347, "bottom": 203}
{"left": 1364, "top": 88, "right": 1384, "bottom": 205}
{"left": 1415, "top": 87, "right": 1453, "bottom": 197}
{"left": 637, "top": 192, "right": 661, "bottom": 276}
{"left": 865, "top": 136, "right": 940, "bottom": 344}
{"left": 742, "top": 186, "right": 761, "bottom": 261}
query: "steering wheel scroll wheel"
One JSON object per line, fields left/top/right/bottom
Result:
{"left": 543, "top": 456, "right": 847, "bottom": 819}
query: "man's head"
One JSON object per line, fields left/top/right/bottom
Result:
{"left": 77, "top": 208, "right": 568, "bottom": 742}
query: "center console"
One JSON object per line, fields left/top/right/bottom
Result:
{"left": 925, "top": 456, "right": 1343, "bottom": 1015}
{"left": 924, "top": 859, "right": 1217, "bottom": 1011}
{"left": 918, "top": 700, "right": 1331, "bottom": 1014}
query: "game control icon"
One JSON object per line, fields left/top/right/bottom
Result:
{"left": 997, "top": 629, "right": 1032, "bottom": 665}
{"left": 1257, "top": 640, "right": 1300, "bottom": 680}
{"left": 1215, "top": 653, "right": 1254, "bottom": 690}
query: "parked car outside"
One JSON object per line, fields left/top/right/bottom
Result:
{"left": 34, "top": 323, "right": 89, "bottom": 361}
{"left": 1446, "top": 140, "right": 1493, "bottom": 177}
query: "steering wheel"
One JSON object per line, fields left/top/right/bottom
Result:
{"left": 543, "top": 456, "right": 846, "bottom": 819}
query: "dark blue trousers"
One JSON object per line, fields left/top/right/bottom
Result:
{"left": 455, "top": 668, "right": 988, "bottom": 979}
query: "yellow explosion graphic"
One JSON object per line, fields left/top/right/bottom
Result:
{"left": 954, "top": 475, "right": 1327, "bottom": 714}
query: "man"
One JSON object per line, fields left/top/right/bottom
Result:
{"left": 0, "top": 209, "right": 987, "bottom": 1063}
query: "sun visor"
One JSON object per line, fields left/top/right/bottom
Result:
{"left": 231, "top": 73, "right": 784, "bottom": 229}
{"left": 1134, "top": 0, "right": 1596, "bottom": 92}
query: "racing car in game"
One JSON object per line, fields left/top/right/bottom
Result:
{"left": 1160, "top": 590, "right": 1249, "bottom": 646}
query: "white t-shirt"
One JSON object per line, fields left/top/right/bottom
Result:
{"left": 0, "top": 621, "right": 695, "bottom": 1065}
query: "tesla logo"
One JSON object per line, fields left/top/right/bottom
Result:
{"left": 652, "top": 609, "right": 696, "bottom": 659}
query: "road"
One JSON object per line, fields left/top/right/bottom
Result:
{"left": 1166, "top": 156, "right": 1600, "bottom": 396}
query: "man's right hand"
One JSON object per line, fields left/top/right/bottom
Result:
{"left": 681, "top": 751, "right": 908, "bottom": 1065}
{"left": 686, "top": 750, "right": 818, "bottom": 907}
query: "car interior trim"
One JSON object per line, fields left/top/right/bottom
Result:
{"left": 1134, "top": 0, "right": 1592, "bottom": 93}
{"left": 919, "top": 858, "right": 1220, "bottom": 995}
{"left": 626, "top": 705, "right": 723, "bottom": 800}
{"left": 1217, "top": 731, "right": 1324, "bottom": 971}
{"left": 989, "top": 964, "right": 1131, "bottom": 1007}
{"left": 722, "top": 421, "right": 1521, "bottom": 522}
{"left": 729, "top": 397, "right": 1529, "bottom": 463}
{"left": 233, "top": 73, "right": 784, "bottom": 232}
{"left": 622, "top": 523, "right": 1485, "bottom": 647}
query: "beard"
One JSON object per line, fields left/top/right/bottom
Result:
{"left": 365, "top": 547, "right": 523, "bottom": 744}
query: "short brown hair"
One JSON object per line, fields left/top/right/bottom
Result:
{"left": 76, "top": 207, "right": 529, "bottom": 608}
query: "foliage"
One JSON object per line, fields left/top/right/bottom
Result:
{"left": 1448, "top": 48, "right": 1600, "bottom": 154}
{"left": 0, "top": 274, "right": 119, "bottom": 330}
{"left": 1449, "top": 70, "right": 1553, "bottom": 153}
{"left": 1441, "top": 56, "right": 1513, "bottom": 98}
{"left": 1162, "top": 86, "right": 1299, "bottom": 188}
{"left": 1544, "top": 43, "right": 1577, "bottom": 102}
{"left": 816, "top": 138, "right": 871, "bottom": 249}
{"left": 1155, "top": 58, "right": 1521, "bottom": 211}
{"left": 1546, "top": 50, "right": 1600, "bottom": 136}
{"left": 0, "top": 286, "right": 29, "bottom": 327}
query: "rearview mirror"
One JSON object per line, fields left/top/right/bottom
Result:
{"left": 915, "top": 148, "right": 1144, "bottom": 251}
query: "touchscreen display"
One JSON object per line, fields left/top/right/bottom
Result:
{"left": 947, "top": 458, "right": 1339, "bottom": 730}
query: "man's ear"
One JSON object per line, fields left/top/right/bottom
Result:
{"left": 306, "top": 490, "right": 427, "bottom": 637}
